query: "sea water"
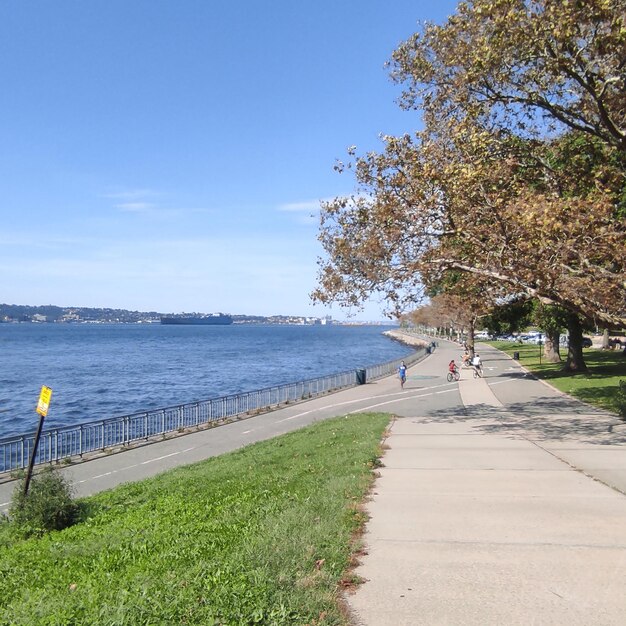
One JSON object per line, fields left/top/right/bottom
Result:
{"left": 0, "top": 323, "right": 411, "bottom": 439}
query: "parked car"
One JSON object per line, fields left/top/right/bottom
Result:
{"left": 582, "top": 337, "right": 593, "bottom": 348}
{"left": 525, "top": 335, "right": 543, "bottom": 344}
{"left": 495, "top": 334, "right": 515, "bottom": 341}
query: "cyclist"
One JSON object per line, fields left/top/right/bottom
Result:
{"left": 398, "top": 361, "right": 407, "bottom": 388}
{"left": 446, "top": 359, "right": 460, "bottom": 382}
{"left": 461, "top": 351, "right": 471, "bottom": 368}
{"left": 471, "top": 353, "right": 483, "bottom": 377}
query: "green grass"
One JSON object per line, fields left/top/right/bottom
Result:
{"left": 488, "top": 341, "right": 626, "bottom": 416}
{"left": 0, "top": 412, "right": 391, "bottom": 625}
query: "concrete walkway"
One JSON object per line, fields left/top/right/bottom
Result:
{"left": 346, "top": 344, "right": 626, "bottom": 625}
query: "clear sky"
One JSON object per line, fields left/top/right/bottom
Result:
{"left": 1, "top": 0, "right": 459, "bottom": 321}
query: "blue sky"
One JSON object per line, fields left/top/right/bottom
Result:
{"left": 1, "top": 0, "right": 458, "bottom": 321}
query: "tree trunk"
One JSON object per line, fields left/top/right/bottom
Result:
{"left": 602, "top": 328, "right": 610, "bottom": 350}
{"left": 467, "top": 319, "right": 475, "bottom": 357}
{"left": 543, "top": 329, "right": 561, "bottom": 363}
{"left": 564, "top": 316, "right": 588, "bottom": 372}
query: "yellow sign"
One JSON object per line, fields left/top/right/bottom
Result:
{"left": 36, "top": 385, "right": 53, "bottom": 417}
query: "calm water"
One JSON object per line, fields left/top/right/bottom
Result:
{"left": 0, "top": 323, "right": 411, "bottom": 439}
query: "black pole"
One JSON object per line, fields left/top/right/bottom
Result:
{"left": 22, "top": 413, "right": 46, "bottom": 498}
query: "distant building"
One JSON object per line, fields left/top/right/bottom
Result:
{"left": 59, "top": 312, "right": 81, "bottom": 323}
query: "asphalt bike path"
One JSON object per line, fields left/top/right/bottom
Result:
{"left": 1, "top": 340, "right": 624, "bottom": 625}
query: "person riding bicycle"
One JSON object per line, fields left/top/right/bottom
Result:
{"left": 461, "top": 351, "right": 471, "bottom": 367}
{"left": 448, "top": 360, "right": 457, "bottom": 374}
{"left": 471, "top": 353, "right": 482, "bottom": 375}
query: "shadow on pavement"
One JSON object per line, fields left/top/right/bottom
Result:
{"left": 410, "top": 398, "right": 625, "bottom": 445}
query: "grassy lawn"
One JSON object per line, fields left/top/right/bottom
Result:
{"left": 487, "top": 341, "right": 626, "bottom": 416}
{"left": 0, "top": 412, "right": 391, "bottom": 626}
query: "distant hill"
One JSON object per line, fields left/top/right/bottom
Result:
{"left": 0, "top": 304, "right": 161, "bottom": 323}
{"left": 0, "top": 304, "right": 342, "bottom": 325}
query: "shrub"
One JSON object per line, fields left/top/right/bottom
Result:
{"left": 9, "top": 466, "right": 79, "bottom": 537}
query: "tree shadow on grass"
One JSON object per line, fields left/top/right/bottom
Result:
{"left": 571, "top": 385, "right": 622, "bottom": 413}
{"left": 537, "top": 365, "right": 626, "bottom": 381}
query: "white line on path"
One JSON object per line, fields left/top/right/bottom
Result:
{"left": 140, "top": 451, "right": 181, "bottom": 465}
{"left": 78, "top": 447, "right": 200, "bottom": 483}
{"left": 78, "top": 462, "right": 142, "bottom": 484}
{"left": 277, "top": 382, "right": 457, "bottom": 423}
{"left": 350, "top": 387, "right": 457, "bottom": 413}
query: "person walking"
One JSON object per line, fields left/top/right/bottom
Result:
{"left": 398, "top": 361, "right": 407, "bottom": 389}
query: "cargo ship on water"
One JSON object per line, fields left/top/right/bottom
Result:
{"left": 160, "top": 313, "right": 233, "bottom": 325}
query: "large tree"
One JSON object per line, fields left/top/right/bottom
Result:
{"left": 391, "top": 0, "right": 626, "bottom": 151}
{"left": 314, "top": 0, "right": 626, "bottom": 349}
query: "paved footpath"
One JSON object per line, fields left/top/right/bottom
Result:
{"left": 1, "top": 339, "right": 624, "bottom": 625}
{"left": 346, "top": 341, "right": 626, "bottom": 626}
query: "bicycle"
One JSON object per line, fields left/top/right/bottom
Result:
{"left": 472, "top": 366, "right": 483, "bottom": 379}
{"left": 446, "top": 369, "right": 460, "bottom": 382}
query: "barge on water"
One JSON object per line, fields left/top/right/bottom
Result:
{"left": 160, "top": 313, "right": 233, "bottom": 325}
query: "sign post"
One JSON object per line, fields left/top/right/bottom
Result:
{"left": 23, "top": 386, "right": 53, "bottom": 498}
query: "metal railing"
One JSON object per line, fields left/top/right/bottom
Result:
{"left": 0, "top": 347, "right": 426, "bottom": 474}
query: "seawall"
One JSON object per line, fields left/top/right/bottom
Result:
{"left": 383, "top": 329, "right": 431, "bottom": 349}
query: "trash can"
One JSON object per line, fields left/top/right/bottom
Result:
{"left": 513, "top": 351, "right": 520, "bottom": 360}
{"left": 356, "top": 368, "right": 367, "bottom": 385}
